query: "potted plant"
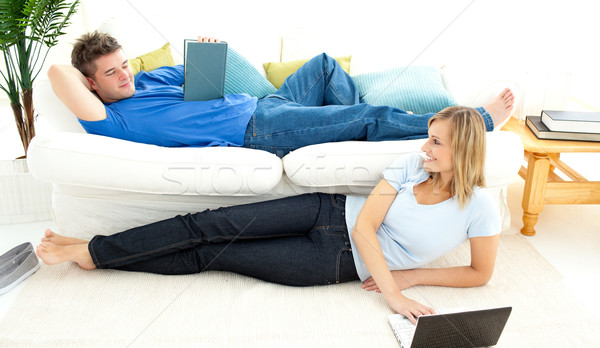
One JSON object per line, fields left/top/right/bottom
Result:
{"left": 0, "top": 0, "right": 79, "bottom": 224}
{"left": 0, "top": 0, "right": 79, "bottom": 156}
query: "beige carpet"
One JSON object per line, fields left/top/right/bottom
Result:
{"left": 0, "top": 233, "right": 598, "bottom": 347}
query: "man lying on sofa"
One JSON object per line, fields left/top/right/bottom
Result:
{"left": 48, "top": 31, "right": 515, "bottom": 158}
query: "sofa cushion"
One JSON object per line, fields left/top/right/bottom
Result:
{"left": 352, "top": 66, "right": 456, "bottom": 114}
{"left": 263, "top": 55, "right": 352, "bottom": 89}
{"left": 27, "top": 133, "right": 283, "bottom": 196}
{"left": 282, "top": 131, "right": 523, "bottom": 189}
{"left": 225, "top": 48, "right": 277, "bottom": 98}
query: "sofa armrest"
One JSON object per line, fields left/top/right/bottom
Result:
{"left": 33, "top": 79, "right": 86, "bottom": 134}
{"left": 27, "top": 132, "right": 282, "bottom": 196}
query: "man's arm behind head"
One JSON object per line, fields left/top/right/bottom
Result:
{"left": 47, "top": 64, "right": 107, "bottom": 122}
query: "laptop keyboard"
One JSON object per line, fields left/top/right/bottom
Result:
{"left": 389, "top": 315, "right": 416, "bottom": 347}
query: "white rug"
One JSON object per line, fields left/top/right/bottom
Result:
{"left": 0, "top": 233, "right": 598, "bottom": 347}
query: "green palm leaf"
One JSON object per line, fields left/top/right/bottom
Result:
{"left": 0, "top": 0, "right": 79, "bottom": 155}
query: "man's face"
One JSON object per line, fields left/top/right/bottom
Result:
{"left": 87, "top": 49, "right": 135, "bottom": 103}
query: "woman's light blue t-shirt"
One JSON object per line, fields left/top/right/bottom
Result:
{"left": 78, "top": 65, "right": 257, "bottom": 147}
{"left": 345, "top": 153, "right": 501, "bottom": 281}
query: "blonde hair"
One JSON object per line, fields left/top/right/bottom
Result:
{"left": 428, "top": 106, "right": 486, "bottom": 208}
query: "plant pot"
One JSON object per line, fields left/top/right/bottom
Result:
{"left": 0, "top": 158, "right": 52, "bottom": 224}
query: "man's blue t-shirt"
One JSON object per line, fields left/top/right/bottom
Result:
{"left": 78, "top": 65, "right": 257, "bottom": 147}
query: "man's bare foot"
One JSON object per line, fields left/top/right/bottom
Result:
{"left": 484, "top": 88, "right": 515, "bottom": 129}
{"left": 36, "top": 242, "right": 96, "bottom": 270}
{"left": 41, "top": 229, "right": 88, "bottom": 246}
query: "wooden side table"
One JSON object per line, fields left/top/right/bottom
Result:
{"left": 502, "top": 117, "right": 600, "bottom": 236}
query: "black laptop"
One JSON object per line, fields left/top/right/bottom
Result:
{"left": 388, "top": 306, "right": 512, "bottom": 347}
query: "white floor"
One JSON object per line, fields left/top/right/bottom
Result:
{"left": 505, "top": 166, "right": 600, "bottom": 318}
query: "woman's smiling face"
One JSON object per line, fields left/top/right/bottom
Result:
{"left": 420, "top": 118, "right": 453, "bottom": 177}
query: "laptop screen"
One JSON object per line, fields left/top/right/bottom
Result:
{"left": 411, "top": 306, "right": 512, "bottom": 348}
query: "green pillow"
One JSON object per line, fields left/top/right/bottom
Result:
{"left": 224, "top": 48, "right": 277, "bottom": 98}
{"left": 352, "top": 66, "right": 456, "bottom": 114}
{"left": 263, "top": 55, "right": 352, "bottom": 89}
{"left": 128, "top": 42, "right": 175, "bottom": 76}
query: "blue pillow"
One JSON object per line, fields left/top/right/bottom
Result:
{"left": 225, "top": 48, "right": 277, "bottom": 98}
{"left": 352, "top": 66, "right": 456, "bottom": 114}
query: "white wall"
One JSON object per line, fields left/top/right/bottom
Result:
{"left": 3, "top": 0, "right": 599, "bottom": 109}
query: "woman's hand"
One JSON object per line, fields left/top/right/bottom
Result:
{"left": 197, "top": 36, "right": 219, "bottom": 43}
{"left": 387, "top": 293, "right": 435, "bottom": 325}
{"left": 362, "top": 270, "right": 414, "bottom": 292}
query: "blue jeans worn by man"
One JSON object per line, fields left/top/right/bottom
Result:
{"left": 243, "top": 53, "right": 494, "bottom": 157}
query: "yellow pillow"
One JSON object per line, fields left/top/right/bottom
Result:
{"left": 128, "top": 58, "right": 142, "bottom": 76}
{"left": 263, "top": 55, "right": 351, "bottom": 89}
{"left": 128, "top": 42, "right": 175, "bottom": 76}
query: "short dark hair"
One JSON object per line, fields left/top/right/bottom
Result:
{"left": 71, "top": 31, "right": 122, "bottom": 77}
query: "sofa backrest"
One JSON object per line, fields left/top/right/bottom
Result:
{"left": 97, "top": 15, "right": 282, "bottom": 78}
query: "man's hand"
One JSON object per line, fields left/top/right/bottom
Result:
{"left": 197, "top": 36, "right": 220, "bottom": 43}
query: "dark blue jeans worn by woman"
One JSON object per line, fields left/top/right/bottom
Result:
{"left": 88, "top": 193, "right": 360, "bottom": 286}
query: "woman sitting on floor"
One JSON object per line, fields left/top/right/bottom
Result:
{"left": 37, "top": 105, "right": 500, "bottom": 324}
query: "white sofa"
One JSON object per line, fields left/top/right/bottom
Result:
{"left": 27, "top": 14, "right": 524, "bottom": 240}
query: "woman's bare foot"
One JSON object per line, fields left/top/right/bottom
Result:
{"left": 484, "top": 88, "right": 515, "bottom": 128}
{"left": 36, "top": 242, "right": 96, "bottom": 270}
{"left": 41, "top": 229, "right": 88, "bottom": 246}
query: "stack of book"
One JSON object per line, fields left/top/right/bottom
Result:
{"left": 526, "top": 110, "right": 600, "bottom": 142}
